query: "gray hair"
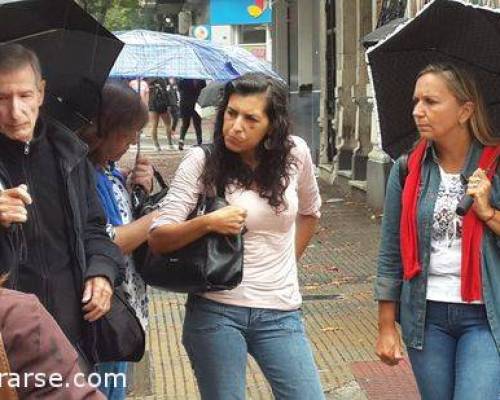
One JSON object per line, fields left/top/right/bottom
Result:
{"left": 0, "top": 43, "right": 43, "bottom": 85}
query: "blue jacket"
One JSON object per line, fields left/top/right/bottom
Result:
{"left": 375, "top": 140, "right": 500, "bottom": 352}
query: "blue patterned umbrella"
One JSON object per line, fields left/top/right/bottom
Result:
{"left": 110, "top": 29, "right": 279, "bottom": 80}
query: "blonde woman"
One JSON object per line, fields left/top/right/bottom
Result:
{"left": 375, "top": 63, "right": 500, "bottom": 400}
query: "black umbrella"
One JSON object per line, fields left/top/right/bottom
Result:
{"left": 367, "top": 0, "right": 500, "bottom": 159}
{"left": 0, "top": 0, "right": 123, "bottom": 131}
{"left": 197, "top": 80, "right": 227, "bottom": 108}
{"left": 362, "top": 17, "right": 408, "bottom": 49}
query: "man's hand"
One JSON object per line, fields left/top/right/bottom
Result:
{"left": 82, "top": 277, "right": 113, "bottom": 322}
{"left": 0, "top": 184, "right": 32, "bottom": 228}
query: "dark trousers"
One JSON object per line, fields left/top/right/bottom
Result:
{"left": 179, "top": 110, "right": 202, "bottom": 145}
{"left": 170, "top": 105, "right": 179, "bottom": 132}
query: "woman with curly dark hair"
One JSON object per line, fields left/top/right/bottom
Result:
{"left": 149, "top": 72, "right": 324, "bottom": 399}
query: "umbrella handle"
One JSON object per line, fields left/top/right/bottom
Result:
{"left": 456, "top": 194, "right": 474, "bottom": 217}
{"left": 135, "top": 132, "right": 141, "bottom": 162}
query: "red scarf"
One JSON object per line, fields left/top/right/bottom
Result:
{"left": 400, "top": 140, "right": 498, "bottom": 302}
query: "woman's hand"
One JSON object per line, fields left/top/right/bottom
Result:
{"left": 376, "top": 324, "right": 404, "bottom": 366}
{"left": 131, "top": 157, "right": 154, "bottom": 194}
{"left": 467, "top": 168, "right": 495, "bottom": 221}
{"left": 205, "top": 205, "right": 247, "bottom": 235}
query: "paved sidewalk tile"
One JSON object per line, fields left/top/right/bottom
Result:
{"left": 351, "top": 359, "right": 419, "bottom": 400}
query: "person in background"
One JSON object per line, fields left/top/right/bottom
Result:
{"left": 167, "top": 77, "right": 180, "bottom": 137}
{"left": 149, "top": 73, "right": 325, "bottom": 400}
{"left": 128, "top": 78, "right": 149, "bottom": 107}
{"left": 79, "top": 82, "right": 155, "bottom": 400}
{"left": 148, "top": 77, "right": 177, "bottom": 151}
{"left": 177, "top": 78, "right": 206, "bottom": 150}
{"left": 375, "top": 63, "right": 500, "bottom": 400}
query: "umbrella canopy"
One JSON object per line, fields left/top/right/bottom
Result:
{"left": 0, "top": 0, "right": 123, "bottom": 131}
{"left": 110, "top": 29, "right": 279, "bottom": 81}
{"left": 362, "top": 17, "right": 408, "bottom": 49}
{"left": 367, "top": 0, "right": 500, "bottom": 159}
{"left": 198, "top": 81, "right": 226, "bottom": 108}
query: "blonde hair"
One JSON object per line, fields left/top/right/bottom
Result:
{"left": 417, "top": 63, "right": 500, "bottom": 146}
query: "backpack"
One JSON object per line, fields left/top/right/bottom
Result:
{"left": 152, "top": 80, "right": 176, "bottom": 109}
{"left": 398, "top": 153, "right": 409, "bottom": 189}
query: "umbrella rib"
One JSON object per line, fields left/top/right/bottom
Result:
{"left": 190, "top": 42, "right": 221, "bottom": 78}
{"left": 4, "top": 29, "right": 60, "bottom": 43}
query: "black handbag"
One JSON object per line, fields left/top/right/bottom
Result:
{"left": 131, "top": 167, "right": 169, "bottom": 220}
{"left": 83, "top": 286, "right": 145, "bottom": 364}
{"left": 139, "top": 146, "right": 244, "bottom": 293}
{"left": 131, "top": 168, "right": 169, "bottom": 270}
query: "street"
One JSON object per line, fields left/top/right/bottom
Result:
{"left": 120, "top": 123, "right": 420, "bottom": 400}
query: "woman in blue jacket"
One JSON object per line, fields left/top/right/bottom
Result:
{"left": 79, "top": 82, "right": 155, "bottom": 399}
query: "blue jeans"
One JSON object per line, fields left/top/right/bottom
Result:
{"left": 408, "top": 301, "right": 500, "bottom": 400}
{"left": 182, "top": 295, "right": 325, "bottom": 400}
{"left": 96, "top": 361, "right": 128, "bottom": 400}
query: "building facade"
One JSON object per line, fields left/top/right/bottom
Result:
{"left": 210, "top": 0, "right": 272, "bottom": 63}
{"left": 317, "top": 0, "right": 500, "bottom": 211}
{"left": 272, "top": 0, "right": 323, "bottom": 164}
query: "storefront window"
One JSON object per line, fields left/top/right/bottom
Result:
{"left": 239, "top": 24, "right": 267, "bottom": 44}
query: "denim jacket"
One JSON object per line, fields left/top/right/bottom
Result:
{"left": 375, "top": 140, "right": 500, "bottom": 352}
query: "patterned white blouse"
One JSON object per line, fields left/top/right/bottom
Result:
{"left": 104, "top": 168, "right": 149, "bottom": 329}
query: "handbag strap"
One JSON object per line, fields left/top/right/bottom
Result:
{"left": 152, "top": 167, "right": 168, "bottom": 190}
{"left": 0, "top": 333, "right": 19, "bottom": 400}
{"left": 199, "top": 144, "right": 225, "bottom": 198}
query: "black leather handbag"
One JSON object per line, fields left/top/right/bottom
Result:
{"left": 131, "top": 167, "right": 169, "bottom": 220}
{"left": 139, "top": 146, "right": 244, "bottom": 293}
{"left": 83, "top": 287, "right": 145, "bottom": 364}
{"left": 131, "top": 167, "right": 169, "bottom": 270}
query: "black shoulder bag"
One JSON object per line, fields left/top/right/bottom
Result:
{"left": 131, "top": 167, "right": 170, "bottom": 220}
{"left": 139, "top": 145, "right": 244, "bottom": 293}
{"left": 131, "top": 167, "right": 170, "bottom": 270}
{"left": 82, "top": 287, "right": 145, "bottom": 364}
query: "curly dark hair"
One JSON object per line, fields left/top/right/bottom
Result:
{"left": 201, "top": 72, "right": 296, "bottom": 212}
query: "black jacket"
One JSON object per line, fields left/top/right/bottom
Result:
{"left": 178, "top": 79, "right": 206, "bottom": 111}
{"left": 0, "top": 116, "right": 124, "bottom": 345}
{"left": 0, "top": 162, "right": 25, "bottom": 279}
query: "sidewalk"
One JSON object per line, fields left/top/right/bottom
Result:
{"left": 122, "top": 138, "right": 420, "bottom": 400}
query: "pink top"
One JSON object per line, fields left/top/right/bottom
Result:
{"left": 151, "top": 136, "right": 321, "bottom": 310}
{"left": 128, "top": 79, "right": 150, "bottom": 106}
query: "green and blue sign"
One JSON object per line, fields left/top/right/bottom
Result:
{"left": 210, "top": 0, "right": 272, "bottom": 26}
